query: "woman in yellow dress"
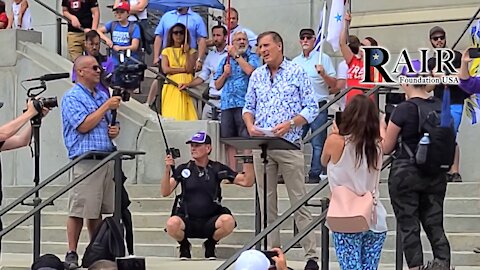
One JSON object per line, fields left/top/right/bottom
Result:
{"left": 161, "top": 23, "right": 198, "bottom": 120}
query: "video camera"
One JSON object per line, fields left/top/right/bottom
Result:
{"left": 30, "top": 97, "right": 58, "bottom": 112}
{"left": 111, "top": 51, "right": 147, "bottom": 90}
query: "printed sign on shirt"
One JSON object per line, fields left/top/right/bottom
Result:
{"left": 112, "top": 31, "right": 130, "bottom": 44}
{"left": 70, "top": 0, "right": 81, "bottom": 10}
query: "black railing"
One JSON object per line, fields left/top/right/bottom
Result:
{"left": 0, "top": 150, "right": 145, "bottom": 261}
{"left": 303, "top": 85, "right": 399, "bottom": 144}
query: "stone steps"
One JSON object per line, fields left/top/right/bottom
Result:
{"left": 4, "top": 196, "right": 480, "bottom": 214}
{"left": 4, "top": 182, "right": 480, "bottom": 199}
{"left": 2, "top": 183, "right": 480, "bottom": 266}
{"left": 3, "top": 224, "right": 480, "bottom": 252}
{"left": 2, "top": 240, "right": 479, "bottom": 267}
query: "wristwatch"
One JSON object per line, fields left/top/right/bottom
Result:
{"left": 234, "top": 54, "right": 241, "bottom": 59}
{"left": 289, "top": 119, "right": 295, "bottom": 129}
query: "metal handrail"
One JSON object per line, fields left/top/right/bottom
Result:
{"left": 0, "top": 150, "right": 145, "bottom": 261}
{"left": 0, "top": 151, "right": 105, "bottom": 217}
{"left": 216, "top": 180, "right": 328, "bottom": 270}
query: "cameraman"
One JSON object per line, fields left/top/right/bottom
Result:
{"left": 459, "top": 47, "right": 480, "bottom": 93}
{"left": 61, "top": 55, "right": 121, "bottom": 269}
{"left": 0, "top": 100, "right": 48, "bottom": 252}
{"left": 161, "top": 131, "right": 255, "bottom": 260}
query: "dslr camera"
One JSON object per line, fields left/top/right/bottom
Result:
{"left": 31, "top": 97, "right": 58, "bottom": 112}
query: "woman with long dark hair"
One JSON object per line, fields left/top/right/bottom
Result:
{"left": 381, "top": 60, "right": 452, "bottom": 270}
{"left": 322, "top": 94, "right": 387, "bottom": 269}
{"left": 161, "top": 23, "right": 198, "bottom": 120}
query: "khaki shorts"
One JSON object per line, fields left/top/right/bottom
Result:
{"left": 67, "top": 31, "right": 85, "bottom": 61}
{"left": 68, "top": 160, "right": 115, "bottom": 219}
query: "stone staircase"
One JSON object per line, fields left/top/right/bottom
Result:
{"left": 1, "top": 182, "right": 480, "bottom": 268}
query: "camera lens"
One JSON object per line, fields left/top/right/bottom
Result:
{"left": 40, "top": 97, "right": 58, "bottom": 109}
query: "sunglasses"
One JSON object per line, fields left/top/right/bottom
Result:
{"left": 300, "top": 35, "right": 314, "bottom": 41}
{"left": 172, "top": 30, "right": 185, "bottom": 35}
{"left": 91, "top": 65, "right": 102, "bottom": 72}
{"left": 431, "top": 36, "right": 445, "bottom": 41}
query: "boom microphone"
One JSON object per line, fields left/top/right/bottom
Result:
{"left": 25, "top": 73, "right": 70, "bottom": 82}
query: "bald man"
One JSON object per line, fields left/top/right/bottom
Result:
{"left": 61, "top": 56, "right": 122, "bottom": 269}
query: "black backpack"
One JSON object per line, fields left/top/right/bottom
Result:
{"left": 400, "top": 98, "right": 456, "bottom": 176}
{"left": 81, "top": 217, "right": 126, "bottom": 268}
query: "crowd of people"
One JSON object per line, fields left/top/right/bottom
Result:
{"left": 1, "top": 1, "right": 480, "bottom": 270}
{"left": 0, "top": 0, "right": 32, "bottom": 30}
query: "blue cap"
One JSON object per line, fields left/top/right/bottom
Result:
{"left": 186, "top": 131, "right": 212, "bottom": 145}
{"left": 400, "top": 59, "right": 422, "bottom": 78}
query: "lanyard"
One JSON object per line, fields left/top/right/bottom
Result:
{"left": 76, "top": 83, "right": 111, "bottom": 124}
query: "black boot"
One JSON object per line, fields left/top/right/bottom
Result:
{"left": 203, "top": 238, "right": 217, "bottom": 260}
{"left": 178, "top": 238, "right": 191, "bottom": 260}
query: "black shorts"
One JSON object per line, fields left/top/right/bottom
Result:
{"left": 175, "top": 207, "right": 236, "bottom": 239}
{"left": 220, "top": 108, "right": 249, "bottom": 138}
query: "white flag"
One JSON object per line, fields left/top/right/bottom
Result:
{"left": 326, "top": 0, "right": 345, "bottom": 52}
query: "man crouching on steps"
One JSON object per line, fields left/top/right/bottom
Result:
{"left": 161, "top": 131, "right": 255, "bottom": 260}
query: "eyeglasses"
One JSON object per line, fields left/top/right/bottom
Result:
{"left": 300, "top": 35, "right": 314, "bottom": 41}
{"left": 431, "top": 36, "right": 445, "bottom": 41}
{"left": 172, "top": 30, "right": 185, "bottom": 35}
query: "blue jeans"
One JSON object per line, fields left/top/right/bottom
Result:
{"left": 333, "top": 231, "right": 387, "bottom": 270}
{"left": 302, "top": 106, "right": 328, "bottom": 176}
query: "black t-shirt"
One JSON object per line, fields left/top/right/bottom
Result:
{"left": 390, "top": 97, "right": 441, "bottom": 159}
{"left": 428, "top": 50, "right": 470, "bottom": 105}
{"left": 173, "top": 160, "right": 237, "bottom": 219}
{"left": 62, "top": 0, "right": 98, "bottom": 33}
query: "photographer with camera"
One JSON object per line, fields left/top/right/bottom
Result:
{"left": 0, "top": 99, "right": 49, "bottom": 252}
{"left": 459, "top": 47, "right": 480, "bottom": 94}
{"left": 235, "top": 248, "right": 290, "bottom": 270}
{"left": 161, "top": 131, "right": 255, "bottom": 260}
{"left": 61, "top": 55, "right": 122, "bottom": 269}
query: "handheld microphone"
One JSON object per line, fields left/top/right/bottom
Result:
{"left": 25, "top": 73, "right": 70, "bottom": 82}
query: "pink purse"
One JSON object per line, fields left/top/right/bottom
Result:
{"left": 326, "top": 186, "right": 377, "bottom": 233}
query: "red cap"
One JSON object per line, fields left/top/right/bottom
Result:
{"left": 113, "top": 1, "right": 130, "bottom": 12}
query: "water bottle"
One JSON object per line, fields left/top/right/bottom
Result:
{"left": 415, "top": 133, "right": 430, "bottom": 165}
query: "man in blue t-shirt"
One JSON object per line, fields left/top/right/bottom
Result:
{"left": 97, "top": 1, "right": 141, "bottom": 67}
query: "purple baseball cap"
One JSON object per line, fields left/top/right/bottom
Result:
{"left": 400, "top": 59, "right": 423, "bottom": 78}
{"left": 186, "top": 131, "right": 212, "bottom": 145}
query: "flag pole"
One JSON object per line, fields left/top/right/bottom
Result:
{"left": 318, "top": 0, "right": 327, "bottom": 64}
{"left": 226, "top": 1, "right": 232, "bottom": 63}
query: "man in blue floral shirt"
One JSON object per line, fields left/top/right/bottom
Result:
{"left": 242, "top": 31, "right": 320, "bottom": 270}
{"left": 214, "top": 31, "right": 260, "bottom": 170}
